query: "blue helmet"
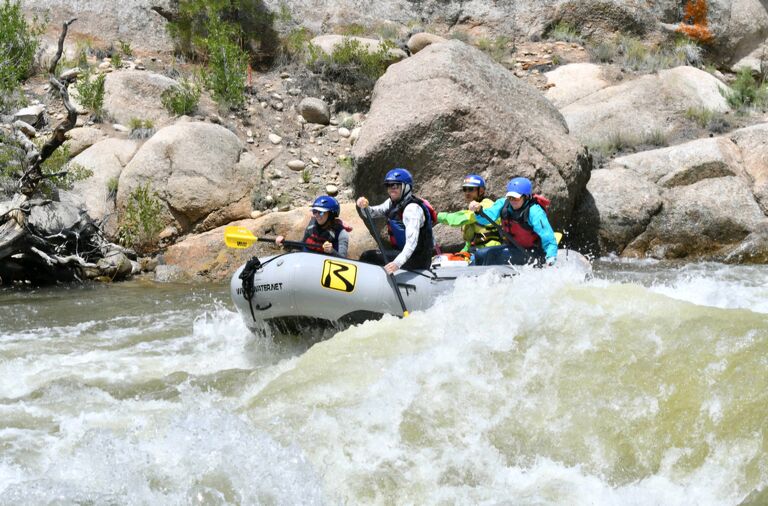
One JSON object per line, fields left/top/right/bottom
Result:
{"left": 462, "top": 174, "right": 486, "bottom": 188}
{"left": 506, "top": 177, "right": 532, "bottom": 198}
{"left": 311, "top": 195, "right": 340, "bottom": 216}
{"left": 383, "top": 168, "right": 413, "bottom": 186}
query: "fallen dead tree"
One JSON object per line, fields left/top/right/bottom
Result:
{"left": 0, "top": 19, "right": 134, "bottom": 285}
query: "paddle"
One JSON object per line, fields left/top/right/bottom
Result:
{"left": 361, "top": 206, "right": 410, "bottom": 317}
{"left": 224, "top": 226, "right": 313, "bottom": 250}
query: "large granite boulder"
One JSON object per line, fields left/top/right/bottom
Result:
{"left": 103, "top": 71, "right": 178, "bottom": 127}
{"left": 544, "top": 63, "right": 611, "bottom": 108}
{"left": 351, "top": 40, "right": 592, "bottom": 231}
{"left": 64, "top": 139, "right": 141, "bottom": 237}
{"left": 573, "top": 124, "right": 768, "bottom": 262}
{"left": 117, "top": 121, "right": 263, "bottom": 235}
{"left": 561, "top": 66, "right": 730, "bottom": 144}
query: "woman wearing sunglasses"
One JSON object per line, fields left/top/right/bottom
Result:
{"left": 276, "top": 195, "right": 351, "bottom": 257}
{"left": 436, "top": 174, "right": 501, "bottom": 253}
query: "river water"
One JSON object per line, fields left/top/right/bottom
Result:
{"left": 0, "top": 259, "right": 766, "bottom": 505}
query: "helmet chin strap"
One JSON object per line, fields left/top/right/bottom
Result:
{"left": 400, "top": 183, "right": 412, "bottom": 201}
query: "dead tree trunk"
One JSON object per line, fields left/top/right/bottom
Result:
{"left": 0, "top": 19, "right": 134, "bottom": 285}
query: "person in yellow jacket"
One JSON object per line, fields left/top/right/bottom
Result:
{"left": 436, "top": 174, "right": 502, "bottom": 252}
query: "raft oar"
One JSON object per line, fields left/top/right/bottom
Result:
{"left": 362, "top": 207, "right": 409, "bottom": 317}
{"left": 224, "top": 226, "right": 311, "bottom": 250}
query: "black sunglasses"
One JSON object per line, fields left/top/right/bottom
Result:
{"left": 385, "top": 182, "right": 402, "bottom": 188}
{"left": 461, "top": 187, "right": 478, "bottom": 192}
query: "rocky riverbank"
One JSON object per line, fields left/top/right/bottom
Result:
{"left": 3, "top": 0, "right": 768, "bottom": 284}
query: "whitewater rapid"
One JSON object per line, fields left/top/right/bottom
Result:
{"left": 1, "top": 261, "right": 766, "bottom": 505}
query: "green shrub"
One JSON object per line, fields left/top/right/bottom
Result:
{"left": 128, "top": 118, "right": 156, "bottom": 139}
{"left": 475, "top": 36, "right": 512, "bottom": 62}
{"left": 589, "top": 40, "right": 618, "bottom": 63}
{"left": 548, "top": 21, "right": 583, "bottom": 44}
{"left": 684, "top": 106, "right": 715, "bottom": 127}
{"left": 204, "top": 17, "right": 248, "bottom": 109}
{"left": 720, "top": 67, "right": 768, "bottom": 112}
{"left": 117, "top": 182, "right": 164, "bottom": 253}
{"left": 118, "top": 39, "right": 132, "bottom": 57}
{"left": 110, "top": 51, "right": 122, "bottom": 69}
{"left": 309, "top": 37, "right": 396, "bottom": 82}
{"left": 33, "top": 141, "right": 93, "bottom": 196}
{"left": 642, "top": 129, "right": 668, "bottom": 147}
{"left": 301, "top": 168, "right": 311, "bottom": 183}
{"left": 336, "top": 23, "right": 367, "bottom": 36}
{"left": 278, "top": 27, "right": 314, "bottom": 63}
{"left": 75, "top": 69, "right": 106, "bottom": 121}
{"left": 166, "top": 0, "right": 275, "bottom": 62}
{"left": 161, "top": 78, "right": 201, "bottom": 115}
{"left": 0, "top": 0, "right": 43, "bottom": 111}
{"left": 106, "top": 176, "right": 119, "bottom": 198}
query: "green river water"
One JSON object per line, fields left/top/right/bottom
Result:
{"left": 0, "top": 259, "right": 766, "bottom": 505}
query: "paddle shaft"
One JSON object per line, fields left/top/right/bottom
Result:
{"left": 362, "top": 206, "right": 409, "bottom": 317}
{"left": 476, "top": 208, "right": 526, "bottom": 254}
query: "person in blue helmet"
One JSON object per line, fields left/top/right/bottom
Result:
{"left": 356, "top": 168, "right": 437, "bottom": 273}
{"left": 467, "top": 176, "right": 558, "bottom": 266}
{"left": 436, "top": 174, "right": 501, "bottom": 252}
{"left": 276, "top": 195, "right": 352, "bottom": 257}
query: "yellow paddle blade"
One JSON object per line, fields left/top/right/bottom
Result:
{"left": 555, "top": 232, "right": 563, "bottom": 245}
{"left": 224, "top": 226, "right": 256, "bottom": 249}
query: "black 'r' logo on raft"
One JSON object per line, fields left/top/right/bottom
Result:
{"left": 321, "top": 259, "right": 358, "bottom": 293}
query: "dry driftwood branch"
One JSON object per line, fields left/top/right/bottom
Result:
{"left": 18, "top": 17, "right": 78, "bottom": 196}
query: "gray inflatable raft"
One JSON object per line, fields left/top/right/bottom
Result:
{"left": 230, "top": 249, "right": 591, "bottom": 334}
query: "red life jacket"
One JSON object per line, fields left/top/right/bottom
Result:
{"left": 304, "top": 218, "right": 352, "bottom": 253}
{"left": 500, "top": 194, "right": 550, "bottom": 250}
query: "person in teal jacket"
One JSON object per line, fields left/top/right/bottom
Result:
{"left": 436, "top": 174, "right": 501, "bottom": 252}
{"left": 467, "top": 177, "right": 558, "bottom": 266}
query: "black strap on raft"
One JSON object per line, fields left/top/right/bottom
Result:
{"left": 238, "top": 256, "right": 262, "bottom": 322}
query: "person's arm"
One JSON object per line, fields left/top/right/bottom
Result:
{"left": 528, "top": 206, "right": 558, "bottom": 262}
{"left": 392, "top": 203, "right": 425, "bottom": 268}
{"left": 357, "top": 198, "right": 391, "bottom": 219}
{"left": 335, "top": 229, "right": 349, "bottom": 258}
{"left": 467, "top": 198, "right": 504, "bottom": 224}
{"left": 437, "top": 209, "right": 474, "bottom": 227}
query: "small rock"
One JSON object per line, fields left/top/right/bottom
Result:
{"left": 247, "top": 137, "right": 255, "bottom": 144}
{"left": 310, "top": 157, "right": 320, "bottom": 164}
{"left": 272, "top": 102, "right": 284, "bottom": 111}
{"left": 287, "top": 159, "right": 306, "bottom": 171}
{"left": 278, "top": 204, "right": 291, "bottom": 212}
{"left": 298, "top": 97, "right": 330, "bottom": 125}
{"left": 268, "top": 133, "right": 282, "bottom": 144}
{"left": 329, "top": 118, "right": 339, "bottom": 126}
{"left": 265, "top": 195, "right": 275, "bottom": 205}
{"left": 60, "top": 68, "right": 80, "bottom": 81}
{"left": 288, "top": 88, "right": 301, "bottom": 96}
{"left": 158, "top": 226, "right": 177, "bottom": 240}
{"left": 210, "top": 115, "right": 223, "bottom": 124}
{"left": 13, "top": 120, "right": 36, "bottom": 138}
{"left": 326, "top": 184, "right": 339, "bottom": 196}
{"left": 260, "top": 102, "right": 268, "bottom": 109}
{"left": 271, "top": 92, "right": 282, "bottom": 100}
{"left": 250, "top": 210, "right": 264, "bottom": 219}
{"left": 350, "top": 127, "right": 361, "bottom": 144}
{"left": 98, "top": 61, "right": 111, "bottom": 70}
{"left": 270, "top": 170, "right": 283, "bottom": 179}
{"left": 338, "top": 127, "right": 350, "bottom": 138}
{"left": 246, "top": 129, "right": 253, "bottom": 137}
{"left": 112, "top": 124, "right": 129, "bottom": 132}
{"left": 13, "top": 104, "right": 45, "bottom": 127}
{"left": 280, "top": 71, "right": 290, "bottom": 78}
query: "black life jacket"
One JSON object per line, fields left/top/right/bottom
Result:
{"left": 385, "top": 194, "right": 436, "bottom": 269}
{"left": 303, "top": 218, "right": 346, "bottom": 253}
